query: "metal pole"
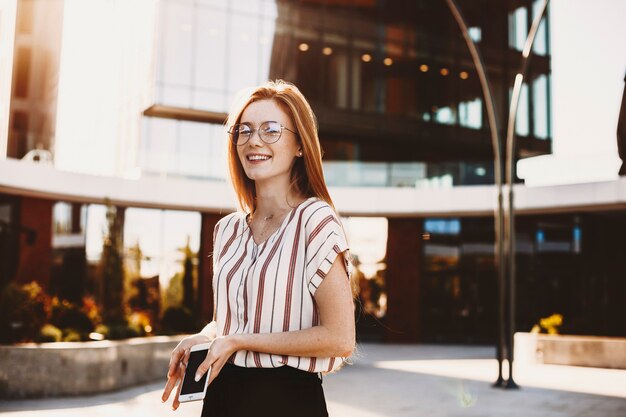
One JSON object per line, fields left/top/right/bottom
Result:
{"left": 504, "top": 0, "right": 550, "bottom": 390}
{"left": 443, "top": 0, "right": 506, "bottom": 387}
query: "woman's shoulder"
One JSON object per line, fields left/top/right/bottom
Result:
{"left": 300, "top": 197, "right": 344, "bottom": 235}
{"left": 301, "top": 196, "right": 335, "bottom": 220}
{"left": 216, "top": 210, "right": 245, "bottom": 231}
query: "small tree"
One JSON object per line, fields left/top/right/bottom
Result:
{"left": 100, "top": 200, "right": 126, "bottom": 326}
{"left": 180, "top": 236, "right": 197, "bottom": 314}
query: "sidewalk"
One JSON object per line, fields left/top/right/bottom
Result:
{"left": 1, "top": 343, "right": 625, "bottom": 416}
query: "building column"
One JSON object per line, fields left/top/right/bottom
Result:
{"left": 15, "top": 196, "right": 53, "bottom": 288}
{"left": 384, "top": 217, "right": 423, "bottom": 343}
{"left": 198, "top": 212, "right": 222, "bottom": 324}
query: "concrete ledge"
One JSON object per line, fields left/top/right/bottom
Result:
{"left": 0, "top": 335, "right": 186, "bottom": 399}
{"left": 515, "top": 332, "right": 626, "bottom": 369}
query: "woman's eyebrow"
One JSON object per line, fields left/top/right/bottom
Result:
{"left": 239, "top": 120, "right": 281, "bottom": 126}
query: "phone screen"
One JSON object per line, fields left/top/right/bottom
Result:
{"left": 180, "top": 349, "right": 209, "bottom": 395}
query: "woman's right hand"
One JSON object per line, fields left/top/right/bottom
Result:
{"left": 161, "top": 333, "right": 212, "bottom": 410}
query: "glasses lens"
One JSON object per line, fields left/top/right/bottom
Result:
{"left": 231, "top": 124, "right": 251, "bottom": 145}
{"left": 260, "top": 121, "right": 282, "bottom": 143}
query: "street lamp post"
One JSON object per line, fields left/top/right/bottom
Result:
{"left": 504, "top": 0, "right": 550, "bottom": 389}
{"left": 443, "top": 0, "right": 507, "bottom": 387}
{"left": 444, "top": 0, "right": 551, "bottom": 389}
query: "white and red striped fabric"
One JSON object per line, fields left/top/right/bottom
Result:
{"left": 211, "top": 196, "right": 353, "bottom": 373}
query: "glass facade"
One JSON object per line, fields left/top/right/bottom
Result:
{"left": 421, "top": 217, "right": 497, "bottom": 343}
{"left": 140, "top": 118, "right": 228, "bottom": 180}
{"left": 421, "top": 213, "right": 626, "bottom": 343}
{"left": 140, "top": 0, "right": 552, "bottom": 187}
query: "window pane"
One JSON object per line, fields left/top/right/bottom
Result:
{"left": 532, "top": 0, "right": 548, "bottom": 56}
{"left": 194, "top": 7, "right": 227, "bottom": 97}
{"left": 227, "top": 14, "right": 261, "bottom": 94}
{"left": 179, "top": 121, "right": 211, "bottom": 178}
{"left": 141, "top": 118, "right": 177, "bottom": 174}
{"left": 515, "top": 84, "right": 530, "bottom": 137}
{"left": 533, "top": 74, "right": 549, "bottom": 139}
{"left": 161, "top": 2, "right": 193, "bottom": 88}
{"left": 508, "top": 7, "right": 527, "bottom": 51}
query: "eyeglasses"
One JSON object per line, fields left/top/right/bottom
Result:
{"left": 227, "top": 121, "right": 297, "bottom": 146}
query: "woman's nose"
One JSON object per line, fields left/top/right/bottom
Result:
{"left": 248, "top": 129, "right": 265, "bottom": 146}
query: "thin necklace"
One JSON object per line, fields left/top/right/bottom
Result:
{"left": 247, "top": 197, "right": 308, "bottom": 225}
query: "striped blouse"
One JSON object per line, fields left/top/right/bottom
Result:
{"left": 211, "top": 196, "right": 353, "bottom": 373}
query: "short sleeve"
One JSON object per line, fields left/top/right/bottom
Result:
{"left": 305, "top": 204, "right": 353, "bottom": 296}
{"left": 210, "top": 213, "right": 233, "bottom": 271}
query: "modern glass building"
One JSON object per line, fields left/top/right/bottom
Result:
{"left": 142, "top": 0, "right": 551, "bottom": 187}
{"left": 1, "top": 0, "right": 624, "bottom": 345}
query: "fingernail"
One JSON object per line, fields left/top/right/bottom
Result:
{"left": 194, "top": 373, "right": 201, "bottom": 382}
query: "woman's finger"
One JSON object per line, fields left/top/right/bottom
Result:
{"left": 163, "top": 348, "right": 189, "bottom": 402}
{"left": 171, "top": 364, "right": 185, "bottom": 410}
{"left": 167, "top": 347, "right": 184, "bottom": 378}
{"left": 194, "top": 352, "right": 213, "bottom": 382}
{"left": 161, "top": 371, "right": 179, "bottom": 403}
{"left": 207, "top": 358, "right": 226, "bottom": 386}
{"left": 182, "top": 347, "right": 190, "bottom": 368}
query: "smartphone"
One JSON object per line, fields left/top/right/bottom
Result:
{"left": 178, "top": 343, "right": 212, "bottom": 403}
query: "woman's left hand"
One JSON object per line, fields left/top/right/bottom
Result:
{"left": 194, "top": 335, "right": 240, "bottom": 387}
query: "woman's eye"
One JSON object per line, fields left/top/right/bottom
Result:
{"left": 263, "top": 125, "right": 281, "bottom": 134}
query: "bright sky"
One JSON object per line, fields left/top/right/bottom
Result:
{"left": 518, "top": 0, "right": 626, "bottom": 186}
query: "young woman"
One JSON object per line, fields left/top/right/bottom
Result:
{"left": 161, "top": 80, "right": 355, "bottom": 416}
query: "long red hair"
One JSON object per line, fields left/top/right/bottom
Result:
{"left": 226, "top": 80, "right": 335, "bottom": 214}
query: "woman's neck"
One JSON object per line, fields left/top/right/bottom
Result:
{"left": 253, "top": 178, "right": 305, "bottom": 216}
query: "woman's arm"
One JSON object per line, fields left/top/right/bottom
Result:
{"left": 195, "top": 255, "right": 355, "bottom": 386}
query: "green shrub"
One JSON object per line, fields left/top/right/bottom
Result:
{"left": 531, "top": 313, "right": 563, "bottom": 335}
{"left": 161, "top": 306, "right": 198, "bottom": 333}
{"left": 95, "top": 323, "right": 141, "bottom": 340}
{"left": 50, "top": 298, "right": 94, "bottom": 334}
{"left": 62, "top": 329, "right": 82, "bottom": 342}
{"left": 0, "top": 282, "right": 49, "bottom": 343}
{"left": 35, "top": 324, "right": 63, "bottom": 343}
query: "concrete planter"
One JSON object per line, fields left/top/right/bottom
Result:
{"left": 515, "top": 332, "right": 626, "bottom": 370}
{"left": 0, "top": 335, "right": 186, "bottom": 399}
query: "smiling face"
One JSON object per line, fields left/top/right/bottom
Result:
{"left": 236, "top": 99, "right": 301, "bottom": 184}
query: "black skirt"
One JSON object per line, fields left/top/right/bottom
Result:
{"left": 201, "top": 362, "right": 329, "bottom": 417}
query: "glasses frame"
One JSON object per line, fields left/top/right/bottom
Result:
{"left": 227, "top": 121, "right": 298, "bottom": 146}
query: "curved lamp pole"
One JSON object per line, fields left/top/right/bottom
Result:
{"left": 504, "top": 0, "right": 550, "bottom": 389}
{"left": 443, "top": 0, "right": 506, "bottom": 387}
{"left": 444, "top": 0, "right": 550, "bottom": 389}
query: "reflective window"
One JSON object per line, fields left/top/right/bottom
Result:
{"left": 508, "top": 6, "right": 528, "bottom": 51}
{"left": 141, "top": 118, "right": 228, "bottom": 180}
{"left": 459, "top": 98, "right": 482, "bottom": 130}
{"left": 15, "top": 47, "right": 31, "bottom": 98}
{"left": 468, "top": 27, "right": 482, "bottom": 43}
{"left": 511, "top": 83, "right": 530, "bottom": 137}
{"left": 435, "top": 107, "right": 455, "bottom": 125}
{"left": 52, "top": 202, "right": 87, "bottom": 249}
{"left": 425, "top": 219, "right": 461, "bottom": 235}
{"left": 123, "top": 208, "right": 201, "bottom": 282}
{"left": 156, "top": 0, "right": 277, "bottom": 112}
{"left": 147, "top": 0, "right": 550, "bottom": 185}
{"left": 532, "top": 0, "right": 549, "bottom": 56}
{"left": 86, "top": 204, "right": 107, "bottom": 262}
{"left": 53, "top": 202, "right": 73, "bottom": 235}
{"left": 533, "top": 74, "right": 550, "bottom": 139}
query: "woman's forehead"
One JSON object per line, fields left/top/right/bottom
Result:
{"left": 241, "top": 99, "right": 291, "bottom": 124}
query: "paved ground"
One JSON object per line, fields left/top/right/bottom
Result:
{"left": 1, "top": 343, "right": 625, "bottom": 416}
